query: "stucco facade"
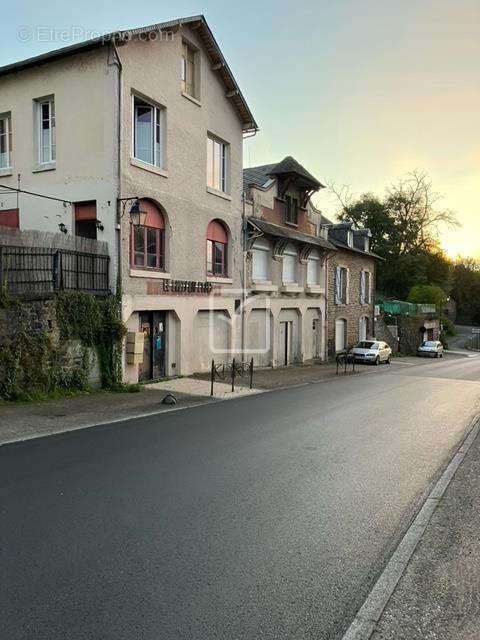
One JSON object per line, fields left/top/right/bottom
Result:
{"left": 116, "top": 24, "right": 247, "bottom": 379}
{"left": 243, "top": 158, "right": 335, "bottom": 367}
{"left": 0, "top": 47, "right": 119, "bottom": 284}
{"left": 0, "top": 16, "right": 257, "bottom": 380}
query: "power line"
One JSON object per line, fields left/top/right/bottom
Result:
{"left": 0, "top": 183, "right": 73, "bottom": 205}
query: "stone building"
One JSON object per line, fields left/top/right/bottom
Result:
{"left": 322, "top": 220, "right": 383, "bottom": 355}
{"left": 0, "top": 15, "right": 257, "bottom": 379}
{"left": 243, "top": 157, "right": 336, "bottom": 367}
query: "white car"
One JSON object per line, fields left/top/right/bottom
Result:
{"left": 350, "top": 340, "right": 392, "bottom": 365}
{"left": 417, "top": 340, "right": 444, "bottom": 358}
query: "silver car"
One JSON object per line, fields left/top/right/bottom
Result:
{"left": 350, "top": 340, "right": 392, "bottom": 365}
{"left": 417, "top": 340, "right": 444, "bottom": 358}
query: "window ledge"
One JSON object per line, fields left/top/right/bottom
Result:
{"left": 130, "top": 157, "right": 168, "bottom": 178}
{"left": 130, "top": 269, "right": 171, "bottom": 279}
{"left": 33, "top": 162, "right": 56, "bottom": 173}
{"left": 182, "top": 92, "right": 202, "bottom": 107}
{"left": 207, "top": 276, "right": 233, "bottom": 284}
{"left": 306, "top": 284, "right": 325, "bottom": 295}
{"left": 284, "top": 221, "right": 298, "bottom": 228}
{"left": 206, "top": 186, "right": 231, "bottom": 201}
{"left": 251, "top": 281, "right": 278, "bottom": 293}
{"left": 0, "top": 167, "right": 13, "bottom": 177}
{"left": 281, "top": 284, "right": 304, "bottom": 294}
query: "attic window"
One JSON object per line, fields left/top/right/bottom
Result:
{"left": 364, "top": 237, "right": 370, "bottom": 252}
{"left": 262, "top": 178, "right": 274, "bottom": 188}
{"left": 347, "top": 231, "right": 353, "bottom": 247}
{"left": 182, "top": 41, "right": 199, "bottom": 100}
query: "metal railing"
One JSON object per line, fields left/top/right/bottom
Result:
{"left": 210, "top": 358, "right": 254, "bottom": 396}
{"left": 0, "top": 245, "right": 110, "bottom": 297}
{"left": 335, "top": 351, "right": 356, "bottom": 375}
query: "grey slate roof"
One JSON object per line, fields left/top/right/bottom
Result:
{"left": 243, "top": 156, "right": 325, "bottom": 193}
{"left": 0, "top": 15, "right": 257, "bottom": 131}
{"left": 269, "top": 156, "right": 324, "bottom": 188}
{"left": 243, "top": 164, "right": 277, "bottom": 192}
{"left": 248, "top": 218, "right": 336, "bottom": 252}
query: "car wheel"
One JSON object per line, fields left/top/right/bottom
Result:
{"left": 435, "top": 352, "right": 439, "bottom": 358}
{"left": 386, "top": 356, "right": 391, "bottom": 364}
{"left": 375, "top": 356, "right": 380, "bottom": 366}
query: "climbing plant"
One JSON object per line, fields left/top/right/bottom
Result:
{"left": 0, "top": 292, "right": 126, "bottom": 401}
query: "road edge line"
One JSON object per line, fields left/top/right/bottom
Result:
{"left": 341, "top": 413, "right": 480, "bottom": 640}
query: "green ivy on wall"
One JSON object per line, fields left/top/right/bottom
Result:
{"left": 0, "top": 292, "right": 126, "bottom": 401}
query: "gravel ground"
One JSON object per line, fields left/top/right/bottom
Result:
{"left": 372, "top": 424, "right": 480, "bottom": 639}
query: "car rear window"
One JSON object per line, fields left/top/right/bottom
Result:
{"left": 422, "top": 341, "right": 437, "bottom": 347}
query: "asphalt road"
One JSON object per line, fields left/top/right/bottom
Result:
{"left": 2, "top": 354, "right": 480, "bottom": 640}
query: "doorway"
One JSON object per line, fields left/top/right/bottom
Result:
{"left": 278, "top": 320, "right": 293, "bottom": 366}
{"left": 139, "top": 311, "right": 166, "bottom": 381}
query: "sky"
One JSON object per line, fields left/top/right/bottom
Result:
{"left": 1, "top": 0, "right": 478, "bottom": 258}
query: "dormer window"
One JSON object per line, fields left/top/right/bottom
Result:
{"left": 347, "top": 231, "right": 353, "bottom": 247}
{"left": 285, "top": 196, "right": 298, "bottom": 225}
{"left": 364, "top": 237, "right": 370, "bottom": 252}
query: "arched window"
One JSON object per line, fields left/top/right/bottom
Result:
{"left": 207, "top": 220, "right": 228, "bottom": 276}
{"left": 131, "top": 200, "right": 165, "bottom": 270}
{"left": 335, "top": 318, "right": 347, "bottom": 352}
{"left": 252, "top": 237, "right": 270, "bottom": 281}
{"left": 307, "top": 249, "right": 321, "bottom": 285}
{"left": 282, "top": 243, "right": 297, "bottom": 284}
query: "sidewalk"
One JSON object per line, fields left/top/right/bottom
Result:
{"left": 371, "top": 424, "right": 480, "bottom": 639}
{"left": 0, "top": 360, "right": 368, "bottom": 446}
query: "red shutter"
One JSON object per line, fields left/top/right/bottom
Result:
{"left": 75, "top": 201, "right": 97, "bottom": 221}
{"left": 140, "top": 199, "right": 165, "bottom": 229}
{"left": 207, "top": 220, "right": 228, "bottom": 243}
{"left": 0, "top": 209, "right": 19, "bottom": 228}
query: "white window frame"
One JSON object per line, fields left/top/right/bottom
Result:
{"left": 36, "top": 97, "right": 55, "bottom": 165}
{"left": 282, "top": 243, "right": 297, "bottom": 284}
{"left": 335, "top": 266, "right": 348, "bottom": 304}
{"left": 365, "top": 271, "right": 371, "bottom": 303}
{"left": 132, "top": 95, "right": 165, "bottom": 169}
{"left": 207, "top": 135, "right": 229, "bottom": 193}
{"left": 0, "top": 113, "right": 12, "bottom": 170}
{"left": 181, "top": 41, "right": 198, "bottom": 99}
{"left": 307, "top": 249, "right": 321, "bottom": 285}
{"left": 251, "top": 238, "right": 270, "bottom": 281}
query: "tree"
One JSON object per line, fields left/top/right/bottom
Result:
{"left": 407, "top": 284, "right": 448, "bottom": 314}
{"left": 330, "top": 170, "right": 458, "bottom": 259}
{"left": 451, "top": 258, "right": 480, "bottom": 324}
{"left": 384, "top": 171, "right": 458, "bottom": 254}
{"left": 329, "top": 171, "right": 457, "bottom": 298}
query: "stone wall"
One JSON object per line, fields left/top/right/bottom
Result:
{"left": 374, "top": 314, "right": 399, "bottom": 354}
{"left": 327, "top": 249, "right": 376, "bottom": 356}
{"left": 0, "top": 298, "right": 101, "bottom": 397}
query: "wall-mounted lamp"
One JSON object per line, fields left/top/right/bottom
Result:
{"left": 58, "top": 223, "right": 68, "bottom": 234}
{"left": 118, "top": 197, "right": 147, "bottom": 227}
{"left": 95, "top": 219, "right": 104, "bottom": 232}
{"left": 128, "top": 199, "right": 147, "bottom": 227}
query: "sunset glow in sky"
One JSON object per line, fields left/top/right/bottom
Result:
{"left": 1, "top": 0, "right": 478, "bottom": 258}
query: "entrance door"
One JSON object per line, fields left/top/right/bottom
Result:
{"left": 335, "top": 318, "right": 346, "bottom": 352}
{"left": 359, "top": 316, "right": 368, "bottom": 342}
{"left": 278, "top": 321, "right": 292, "bottom": 366}
{"left": 313, "top": 318, "right": 321, "bottom": 358}
{"left": 152, "top": 311, "right": 166, "bottom": 379}
{"left": 139, "top": 311, "right": 166, "bottom": 381}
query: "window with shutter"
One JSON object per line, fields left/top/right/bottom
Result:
{"left": 252, "top": 238, "right": 270, "bottom": 281}
{"left": 282, "top": 244, "right": 297, "bottom": 283}
{"left": 307, "top": 249, "right": 320, "bottom": 285}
